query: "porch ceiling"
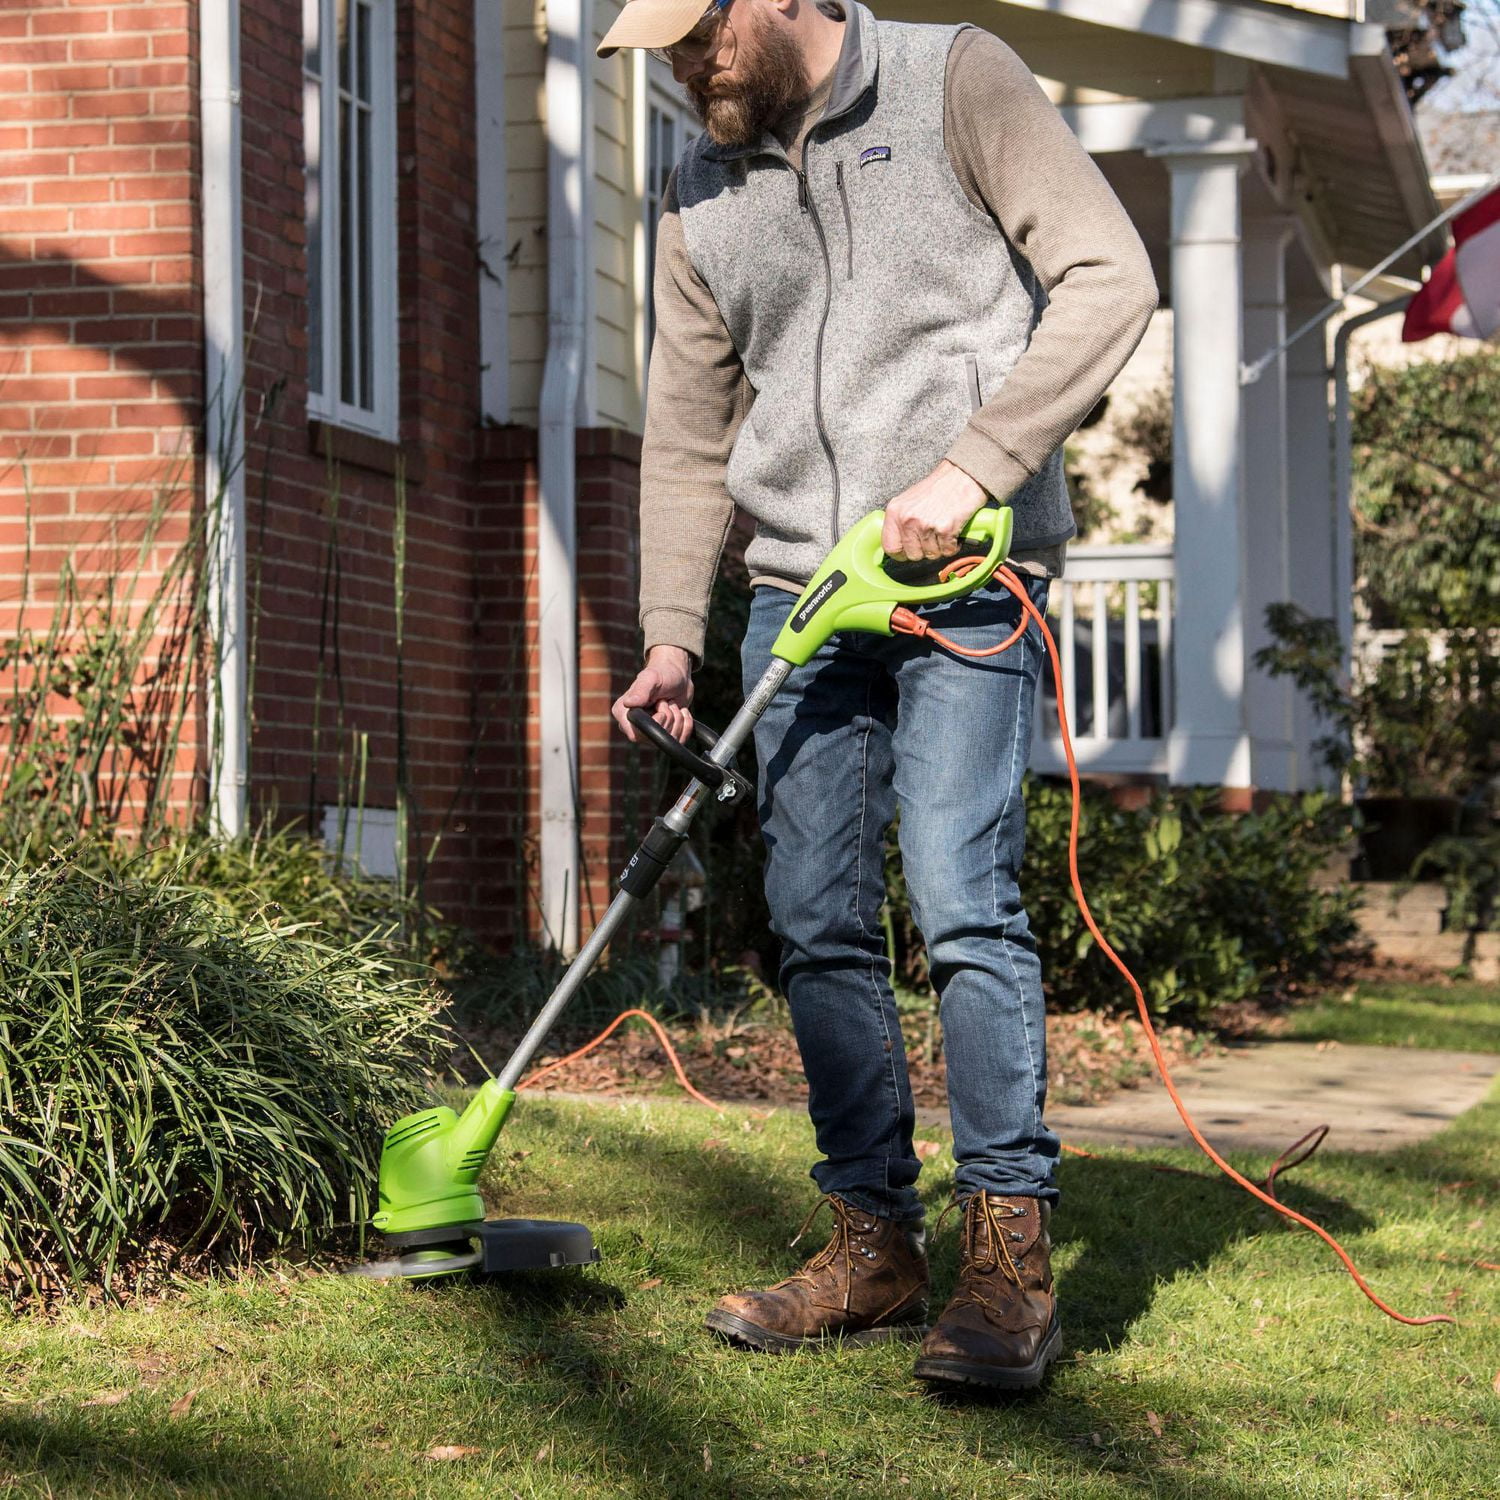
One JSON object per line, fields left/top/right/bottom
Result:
{"left": 877, "top": 0, "right": 1443, "bottom": 286}
{"left": 1265, "top": 60, "right": 1443, "bottom": 279}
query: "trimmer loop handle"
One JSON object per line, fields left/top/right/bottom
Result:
{"left": 626, "top": 710, "right": 752, "bottom": 804}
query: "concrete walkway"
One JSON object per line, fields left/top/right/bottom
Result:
{"left": 1031, "top": 1041, "right": 1500, "bottom": 1155}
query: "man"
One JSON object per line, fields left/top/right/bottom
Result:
{"left": 602, "top": 0, "right": 1156, "bottom": 1389}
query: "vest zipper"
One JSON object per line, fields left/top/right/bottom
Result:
{"left": 795, "top": 164, "right": 842, "bottom": 548}
{"left": 835, "top": 161, "right": 853, "bottom": 281}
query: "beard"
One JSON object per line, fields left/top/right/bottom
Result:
{"left": 688, "top": 9, "right": 809, "bottom": 149}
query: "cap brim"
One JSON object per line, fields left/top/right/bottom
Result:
{"left": 596, "top": 0, "right": 710, "bottom": 58}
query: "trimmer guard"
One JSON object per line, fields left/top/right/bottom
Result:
{"left": 347, "top": 1218, "right": 601, "bottom": 1280}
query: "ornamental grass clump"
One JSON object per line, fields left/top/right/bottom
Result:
{"left": 0, "top": 849, "right": 454, "bottom": 1308}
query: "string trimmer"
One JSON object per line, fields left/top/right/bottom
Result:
{"left": 346, "top": 505, "right": 1016, "bottom": 1281}
{"left": 348, "top": 502, "right": 1451, "bottom": 1329}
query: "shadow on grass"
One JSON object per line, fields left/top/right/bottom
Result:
{"left": 0, "top": 1409, "right": 362, "bottom": 1500}
{"left": 499, "top": 1097, "right": 811, "bottom": 1269}
{"left": 1046, "top": 1153, "right": 1372, "bottom": 1356}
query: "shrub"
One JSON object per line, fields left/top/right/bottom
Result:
{"left": 1256, "top": 606, "right": 1499, "bottom": 803}
{"left": 887, "top": 782, "right": 1360, "bottom": 1023}
{"left": 1352, "top": 350, "right": 1499, "bottom": 633}
{"left": 0, "top": 848, "right": 452, "bottom": 1307}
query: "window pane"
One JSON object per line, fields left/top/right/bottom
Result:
{"left": 356, "top": 0, "right": 371, "bottom": 105}
{"left": 306, "top": 81, "right": 323, "bottom": 398}
{"left": 340, "top": 94, "right": 354, "bottom": 406}
{"left": 337, "top": 0, "right": 351, "bottom": 94}
{"left": 357, "top": 105, "right": 372, "bottom": 410}
{"left": 304, "top": 0, "right": 324, "bottom": 400}
{"left": 304, "top": 1, "right": 321, "bottom": 79}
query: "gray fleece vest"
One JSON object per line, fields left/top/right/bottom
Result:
{"left": 675, "top": 2, "right": 1075, "bottom": 586}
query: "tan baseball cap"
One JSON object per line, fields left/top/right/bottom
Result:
{"left": 597, "top": 0, "right": 715, "bottom": 59}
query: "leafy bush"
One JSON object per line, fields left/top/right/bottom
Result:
{"left": 1256, "top": 606, "right": 1499, "bottom": 802}
{"left": 886, "top": 782, "right": 1359, "bottom": 1022}
{"left": 125, "top": 820, "right": 452, "bottom": 959}
{"left": 0, "top": 483, "right": 204, "bottom": 851}
{"left": 0, "top": 848, "right": 453, "bottom": 1307}
{"left": 1352, "top": 350, "right": 1499, "bottom": 632}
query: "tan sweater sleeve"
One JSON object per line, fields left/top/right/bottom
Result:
{"left": 637, "top": 168, "right": 747, "bottom": 664}
{"left": 941, "top": 28, "right": 1159, "bottom": 500}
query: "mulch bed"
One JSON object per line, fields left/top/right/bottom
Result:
{"left": 457, "top": 1006, "right": 1215, "bottom": 1116}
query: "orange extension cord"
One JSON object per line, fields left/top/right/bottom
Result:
{"left": 519, "top": 562, "right": 1453, "bottom": 1329}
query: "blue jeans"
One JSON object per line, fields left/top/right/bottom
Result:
{"left": 741, "top": 577, "right": 1060, "bottom": 1222}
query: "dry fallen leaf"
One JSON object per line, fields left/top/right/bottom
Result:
{"left": 914, "top": 1140, "right": 943, "bottom": 1160}
{"left": 424, "top": 1445, "right": 483, "bottom": 1462}
{"left": 1492, "top": 1371, "right": 1500, "bottom": 1397}
{"left": 1146, "top": 1411, "right": 1164, "bottom": 1438}
{"left": 703, "top": 1443, "right": 712, "bottom": 1472}
{"left": 168, "top": 1388, "right": 199, "bottom": 1419}
{"left": 637, "top": 1277, "right": 663, "bottom": 1290}
{"left": 534, "top": 1442, "right": 552, "bottom": 1462}
{"left": 81, "top": 1391, "right": 128, "bottom": 1408}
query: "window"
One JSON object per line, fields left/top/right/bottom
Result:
{"left": 643, "top": 60, "right": 696, "bottom": 371}
{"left": 303, "top": 0, "right": 398, "bottom": 439}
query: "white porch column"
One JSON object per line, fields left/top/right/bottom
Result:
{"left": 1284, "top": 294, "right": 1336, "bottom": 790}
{"left": 1148, "top": 142, "right": 1257, "bottom": 789}
{"left": 1241, "top": 216, "right": 1296, "bottom": 792}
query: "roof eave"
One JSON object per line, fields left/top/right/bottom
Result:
{"left": 1343, "top": 23, "right": 1445, "bottom": 273}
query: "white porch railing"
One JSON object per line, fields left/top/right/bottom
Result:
{"left": 1031, "top": 543, "right": 1174, "bottom": 777}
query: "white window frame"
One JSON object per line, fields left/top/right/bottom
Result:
{"left": 303, "top": 0, "right": 399, "bottom": 441}
{"left": 636, "top": 54, "right": 697, "bottom": 407}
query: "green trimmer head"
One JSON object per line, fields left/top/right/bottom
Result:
{"left": 349, "top": 1081, "right": 602, "bottom": 1280}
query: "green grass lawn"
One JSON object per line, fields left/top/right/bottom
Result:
{"left": 4, "top": 1063, "right": 1497, "bottom": 1500}
{"left": 1277, "top": 979, "right": 1500, "bottom": 1054}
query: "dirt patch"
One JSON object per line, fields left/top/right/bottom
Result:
{"left": 459, "top": 1007, "right": 1216, "bottom": 1115}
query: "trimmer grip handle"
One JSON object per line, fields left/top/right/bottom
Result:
{"left": 626, "top": 708, "right": 726, "bottom": 790}
{"left": 769, "top": 505, "right": 1015, "bottom": 668}
{"left": 880, "top": 548, "right": 993, "bottom": 588}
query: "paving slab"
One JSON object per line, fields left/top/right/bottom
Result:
{"left": 1033, "top": 1041, "right": 1500, "bottom": 1155}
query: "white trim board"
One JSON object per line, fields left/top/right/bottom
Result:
{"left": 991, "top": 0, "right": 1354, "bottom": 79}
{"left": 476, "top": 0, "right": 509, "bottom": 425}
{"left": 1059, "top": 96, "right": 1246, "bottom": 154}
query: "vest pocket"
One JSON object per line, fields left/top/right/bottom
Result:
{"left": 964, "top": 353, "right": 983, "bottom": 414}
{"left": 835, "top": 161, "right": 853, "bottom": 281}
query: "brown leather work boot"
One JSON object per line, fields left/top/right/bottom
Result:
{"left": 704, "top": 1194, "right": 929, "bottom": 1352}
{"left": 914, "top": 1192, "right": 1061, "bottom": 1390}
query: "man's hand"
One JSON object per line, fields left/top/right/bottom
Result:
{"left": 612, "top": 645, "right": 695, "bottom": 744}
{"left": 881, "top": 459, "right": 989, "bottom": 561}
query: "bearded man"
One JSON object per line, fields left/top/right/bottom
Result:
{"left": 600, "top": 0, "right": 1157, "bottom": 1390}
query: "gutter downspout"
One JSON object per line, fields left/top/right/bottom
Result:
{"left": 201, "top": 0, "right": 248, "bottom": 838}
{"left": 1332, "top": 296, "right": 1410, "bottom": 682}
{"left": 539, "top": 0, "right": 593, "bottom": 955}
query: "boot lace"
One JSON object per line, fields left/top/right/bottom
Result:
{"left": 934, "top": 1193, "right": 1028, "bottom": 1310}
{"left": 783, "top": 1195, "right": 881, "bottom": 1313}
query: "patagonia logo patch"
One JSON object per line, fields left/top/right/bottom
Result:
{"left": 859, "top": 146, "right": 892, "bottom": 168}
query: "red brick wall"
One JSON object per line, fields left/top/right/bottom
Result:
{"left": 237, "top": 0, "right": 489, "bottom": 921}
{"left": 0, "top": 0, "right": 652, "bottom": 948}
{"left": 0, "top": 0, "right": 201, "bottom": 828}
{"left": 475, "top": 426, "right": 653, "bottom": 945}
